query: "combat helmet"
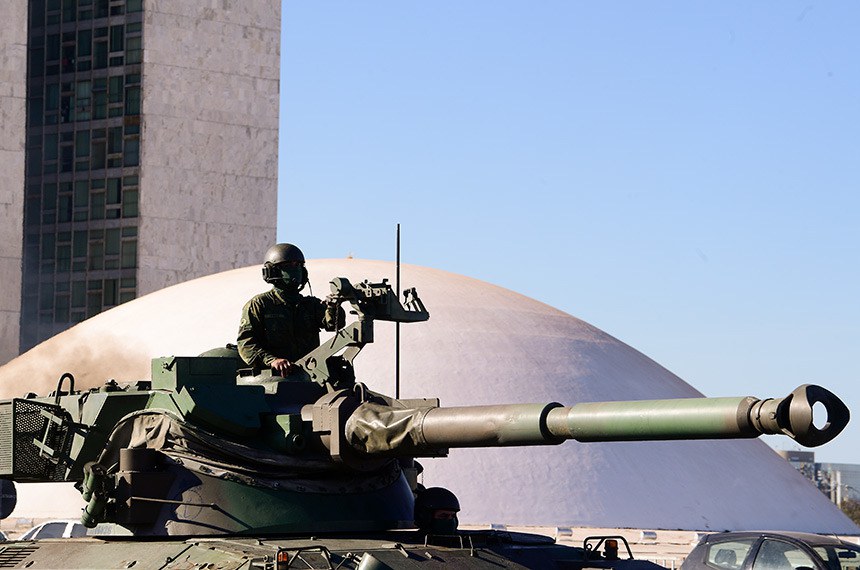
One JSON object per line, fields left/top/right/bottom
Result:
{"left": 262, "top": 243, "right": 308, "bottom": 291}
{"left": 414, "top": 486, "right": 460, "bottom": 535}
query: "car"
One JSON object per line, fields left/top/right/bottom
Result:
{"left": 18, "top": 520, "right": 88, "bottom": 540}
{"left": 681, "top": 531, "right": 860, "bottom": 570}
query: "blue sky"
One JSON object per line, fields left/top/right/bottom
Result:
{"left": 277, "top": 2, "right": 860, "bottom": 463}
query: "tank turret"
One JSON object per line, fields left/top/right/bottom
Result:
{"left": 0, "top": 277, "right": 849, "bottom": 541}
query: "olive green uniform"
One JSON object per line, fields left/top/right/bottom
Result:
{"left": 237, "top": 288, "right": 340, "bottom": 369}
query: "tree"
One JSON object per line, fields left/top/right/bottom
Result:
{"left": 841, "top": 498, "right": 860, "bottom": 526}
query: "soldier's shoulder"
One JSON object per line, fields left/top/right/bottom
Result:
{"left": 243, "top": 289, "right": 278, "bottom": 310}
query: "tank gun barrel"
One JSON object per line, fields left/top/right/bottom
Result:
{"left": 343, "top": 384, "right": 848, "bottom": 456}
{"left": 542, "top": 384, "right": 848, "bottom": 447}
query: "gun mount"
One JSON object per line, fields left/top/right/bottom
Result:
{"left": 240, "top": 278, "right": 428, "bottom": 390}
{"left": 0, "top": 277, "right": 849, "bottom": 543}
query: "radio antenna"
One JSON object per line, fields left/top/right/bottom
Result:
{"left": 395, "top": 223, "right": 401, "bottom": 399}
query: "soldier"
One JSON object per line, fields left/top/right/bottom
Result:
{"left": 414, "top": 486, "right": 460, "bottom": 535}
{"left": 237, "top": 243, "right": 343, "bottom": 375}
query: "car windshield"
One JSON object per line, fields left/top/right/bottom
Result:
{"left": 812, "top": 544, "right": 860, "bottom": 570}
{"left": 24, "top": 522, "right": 66, "bottom": 540}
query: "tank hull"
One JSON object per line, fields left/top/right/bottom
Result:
{"left": 0, "top": 531, "right": 669, "bottom": 569}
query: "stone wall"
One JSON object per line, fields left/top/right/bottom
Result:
{"left": 0, "top": 0, "right": 27, "bottom": 364}
{"left": 137, "top": 0, "right": 280, "bottom": 294}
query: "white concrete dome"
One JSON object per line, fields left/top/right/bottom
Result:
{"left": 1, "top": 259, "right": 855, "bottom": 532}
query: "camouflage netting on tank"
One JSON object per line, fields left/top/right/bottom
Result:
{"left": 345, "top": 402, "right": 433, "bottom": 454}
{"left": 97, "top": 410, "right": 402, "bottom": 494}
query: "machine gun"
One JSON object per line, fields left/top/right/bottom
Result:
{"left": 240, "top": 278, "right": 428, "bottom": 390}
{"left": 0, "top": 277, "right": 849, "bottom": 538}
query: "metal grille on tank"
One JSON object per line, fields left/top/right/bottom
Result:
{"left": 0, "top": 546, "right": 39, "bottom": 567}
{"left": 9, "top": 399, "right": 72, "bottom": 481}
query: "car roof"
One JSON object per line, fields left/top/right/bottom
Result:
{"left": 702, "top": 531, "right": 853, "bottom": 546}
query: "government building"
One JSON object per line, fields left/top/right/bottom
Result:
{"left": 0, "top": 0, "right": 279, "bottom": 363}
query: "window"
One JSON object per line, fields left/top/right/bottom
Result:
{"left": 71, "top": 281, "right": 86, "bottom": 308}
{"left": 125, "top": 86, "right": 140, "bottom": 115}
{"left": 75, "top": 131, "right": 90, "bottom": 157}
{"left": 27, "top": 152, "right": 42, "bottom": 177}
{"left": 74, "top": 180, "right": 89, "bottom": 208}
{"left": 41, "top": 234, "right": 55, "bottom": 261}
{"left": 120, "top": 239, "right": 137, "bottom": 269}
{"left": 90, "top": 191, "right": 105, "bottom": 220}
{"left": 123, "top": 138, "right": 139, "bottom": 166}
{"left": 105, "top": 229, "right": 120, "bottom": 255}
{"left": 58, "top": 195, "right": 72, "bottom": 222}
{"left": 107, "top": 178, "right": 121, "bottom": 203}
{"left": 122, "top": 188, "right": 138, "bottom": 217}
{"left": 91, "top": 140, "right": 106, "bottom": 170}
{"left": 120, "top": 275, "right": 136, "bottom": 303}
{"left": 107, "top": 127, "right": 122, "bottom": 154}
{"left": 87, "top": 292, "right": 102, "bottom": 318}
{"left": 45, "top": 83, "right": 60, "bottom": 111}
{"left": 752, "top": 540, "right": 816, "bottom": 570}
{"left": 77, "top": 29, "right": 92, "bottom": 57}
{"left": 88, "top": 241, "right": 104, "bottom": 271}
{"left": 44, "top": 133, "right": 58, "bottom": 161}
{"left": 62, "top": 0, "right": 76, "bottom": 23}
{"left": 73, "top": 230, "right": 87, "bottom": 258}
{"left": 28, "top": 98, "right": 44, "bottom": 127}
{"left": 60, "top": 145, "right": 73, "bottom": 172}
{"left": 103, "top": 279, "right": 118, "bottom": 306}
{"left": 108, "top": 75, "right": 123, "bottom": 103}
{"left": 46, "top": 35, "right": 60, "bottom": 61}
{"left": 61, "top": 44, "right": 75, "bottom": 73}
{"left": 93, "top": 91, "right": 107, "bottom": 119}
{"left": 76, "top": 81, "right": 92, "bottom": 120}
{"left": 55, "top": 294, "right": 70, "bottom": 322}
{"left": 57, "top": 245, "right": 71, "bottom": 272}
{"left": 126, "top": 36, "right": 141, "bottom": 64}
{"left": 60, "top": 94, "right": 72, "bottom": 122}
{"left": 39, "top": 283, "right": 55, "bottom": 313}
{"left": 707, "top": 540, "right": 756, "bottom": 570}
{"left": 94, "top": 41, "right": 107, "bottom": 68}
{"left": 109, "top": 25, "right": 124, "bottom": 52}
{"left": 812, "top": 544, "right": 860, "bottom": 570}
{"left": 22, "top": 522, "right": 60, "bottom": 540}
{"left": 43, "top": 184, "right": 57, "bottom": 209}
{"left": 31, "top": 1, "right": 47, "bottom": 27}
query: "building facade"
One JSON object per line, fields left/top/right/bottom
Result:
{"left": 0, "top": 3, "right": 28, "bottom": 365}
{"left": 777, "top": 450, "right": 860, "bottom": 505}
{"left": 818, "top": 463, "right": 860, "bottom": 504}
{"left": 3, "top": 0, "right": 279, "bottom": 360}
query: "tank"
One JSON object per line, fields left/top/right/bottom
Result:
{"left": 0, "top": 277, "right": 849, "bottom": 569}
